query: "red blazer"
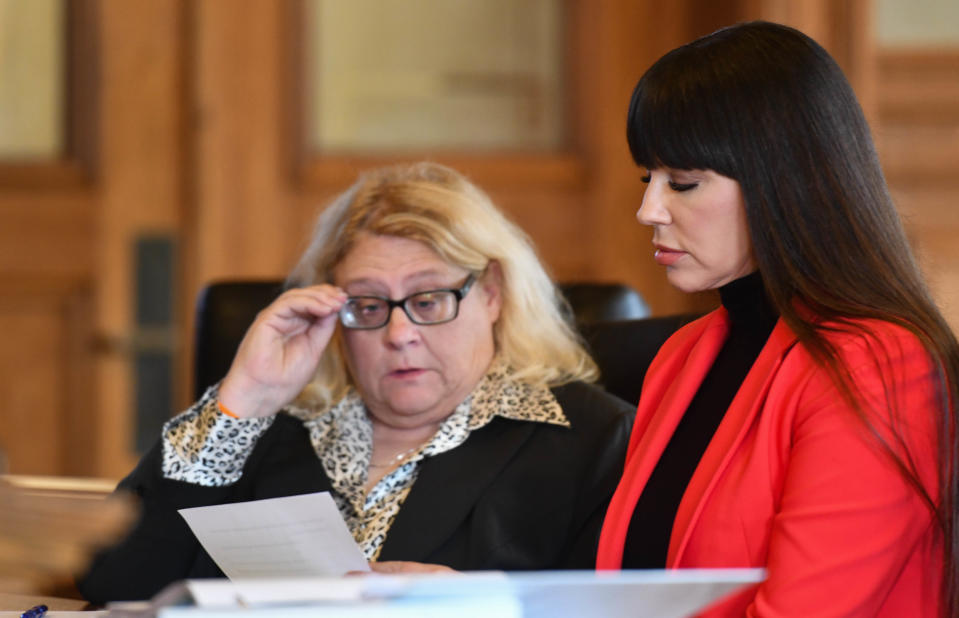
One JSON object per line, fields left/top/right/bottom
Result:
{"left": 597, "top": 309, "right": 943, "bottom": 616}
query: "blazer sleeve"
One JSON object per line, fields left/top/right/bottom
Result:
{"left": 554, "top": 383, "right": 635, "bottom": 568}
{"left": 76, "top": 413, "right": 324, "bottom": 605}
{"left": 75, "top": 440, "right": 238, "bottom": 605}
{"left": 749, "top": 327, "right": 942, "bottom": 616}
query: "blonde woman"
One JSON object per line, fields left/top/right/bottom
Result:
{"left": 79, "top": 162, "right": 633, "bottom": 604}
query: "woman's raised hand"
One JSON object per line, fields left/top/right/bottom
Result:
{"left": 217, "top": 285, "right": 347, "bottom": 418}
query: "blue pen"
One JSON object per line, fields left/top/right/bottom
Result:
{"left": 20, "top": 604, "right": 47, "bottom": 618}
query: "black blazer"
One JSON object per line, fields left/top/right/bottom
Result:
{"left": 78, "top": 381, "right": 634, "bottom": 604}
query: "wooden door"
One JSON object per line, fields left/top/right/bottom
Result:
{"left": 0, "top": 0, "right": 186, "bottom": 479}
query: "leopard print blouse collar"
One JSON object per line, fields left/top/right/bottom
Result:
{"left": 290, "top": 362, "right": 569, "bottom": 559}
{"left": 293, "top": 362, "right": 569, "bottom": 500}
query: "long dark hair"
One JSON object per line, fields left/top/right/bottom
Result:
{"left": 627, "top": 20, "right": 959, "bottom": 614}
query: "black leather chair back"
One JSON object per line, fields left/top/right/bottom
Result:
{"left": 579, "top": 315, "right": 700, "bottom": 406}
{"left": 193, "top": 281, "right": 286, "bottom": 400}
{"left": 192, "top": 279, "right": 668, "bottom": 404}
{"left": 559, "top": 282, "right": 649, "bottom": 324}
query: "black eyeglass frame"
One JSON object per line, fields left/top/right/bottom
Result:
{"left": 339, "top": 273, "right": 477, "bottom": 330}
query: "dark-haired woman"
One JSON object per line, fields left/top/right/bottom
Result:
{"left": 597, "top": 21, "right": 959, "bottom": 617}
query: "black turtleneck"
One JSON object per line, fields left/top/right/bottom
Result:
{"left": 621, "top": 271, "right": 779, "bottom": 568}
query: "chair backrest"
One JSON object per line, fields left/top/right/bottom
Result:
{"left": 193, "top": 280, "right": 285, "bottom": 400}
{"left": 578, "top": 314, "right": 700, "bottom": 406}
{"left": 559, "top": 281, "right": 650, "bottom": 324}
{"left": 193, "top": 279, "right": 660, "bottom": 402}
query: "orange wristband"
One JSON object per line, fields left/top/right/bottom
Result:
{"left": 217, "top": 399, "right": 240, "bottom": 419}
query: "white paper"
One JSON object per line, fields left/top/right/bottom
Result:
{"left": 235, "top": 576, "right": 367, "bottom": 604}
{"left": 509, "top": 568, "right": 764, "bottom": 618}
{"left": 233, "top": 571, "right": 508, "bottom": 606}
{"left": 362, "top": 569, "right": 764, "bottom": 618}
{"left": 178, "top": 492, "right": 369, "bottom": 580}
{"left": 184, "top": 579, "right": 243, "bottom": 607}
{"left": 158, "top": 594, "right": 522, "bottom": 618}
{"left": 169, "top": 568, "right": 763, "bottom": 617}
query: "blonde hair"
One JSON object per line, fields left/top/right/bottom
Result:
{"left": 288, "top": 161, "right": 597, "bottom": 410}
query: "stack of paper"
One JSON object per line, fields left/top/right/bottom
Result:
{"left": 129, "top": 569, "right": 762, "bottom": 617}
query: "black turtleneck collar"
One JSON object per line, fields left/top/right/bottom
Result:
{"left": 719, "top": 271, "right": 779, "bottom": 339}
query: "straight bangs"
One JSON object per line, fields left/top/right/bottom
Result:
{"left": 626, "top": 53, "right": 740, "bottom": 178}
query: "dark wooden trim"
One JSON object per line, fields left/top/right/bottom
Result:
{"left": 60, "top": 281, "right": 97, "bottom": 476}
{"left": 299, "top": 153, "right": 588, "bottom": 191}
{"left": 0, "top": 274, "right": 94, "bottom": 476}
{"left": 282, "top": 0, "right": 308, "bottom": 187}
{"left": 65, "top": 0, "right": 100, "bottom": 181}
{"left": 177, "top": 0, "right": 199, "bottom": 411}
{"left": 0, "top": 161, "right": 90, "bottom": 191}
{"left": 878, "top": 47, "right": 959, "bottom": 71}
{"left": 557, "top": 0, "right": 576, "bottom": 152}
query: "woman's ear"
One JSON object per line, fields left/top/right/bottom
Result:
{"left": 480, "top": 261, "right": 504, "bottom": 322}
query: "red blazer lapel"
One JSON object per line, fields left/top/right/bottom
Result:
{"left": 597, "top": 310, "right": 728, "bottom": 569}
{"left": 668, "top": 319, "right": 799, "bottom": 566}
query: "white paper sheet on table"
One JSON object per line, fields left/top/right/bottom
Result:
{"left": 230, "top": 569, "right": 763, "bottom": 616}
{"left": 149, "top": 569, "right": 764, "bottom": 618}
{"left": 177, "top": 491, "right": 369, "bottom": 580}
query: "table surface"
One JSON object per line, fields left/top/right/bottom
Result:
{"left": 0, "top": 591, "right": 91, "bottom": 612}
{"left": 0, "top": 606, "right": 110, "bottom": 618}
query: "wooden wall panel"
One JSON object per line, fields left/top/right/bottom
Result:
{"left": 0, "top": 298, "right": 64, "bottom": 475}
{"left": 0, "top": 281, "right": 93, "bottom": 476}
{"left": 877, "top": 49, "right": 959, "bottom": 332}
{"left": 0, "top": 62, "right": 95, "bottom": 479}
{"left": 92, "top": 0, "right": 186, "bottom": 478}
{"left": 0, "top": 196, "right": 93, "bottom": 278}
{"left": 191, "top": 0, "right": 293, "bottom": 285}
